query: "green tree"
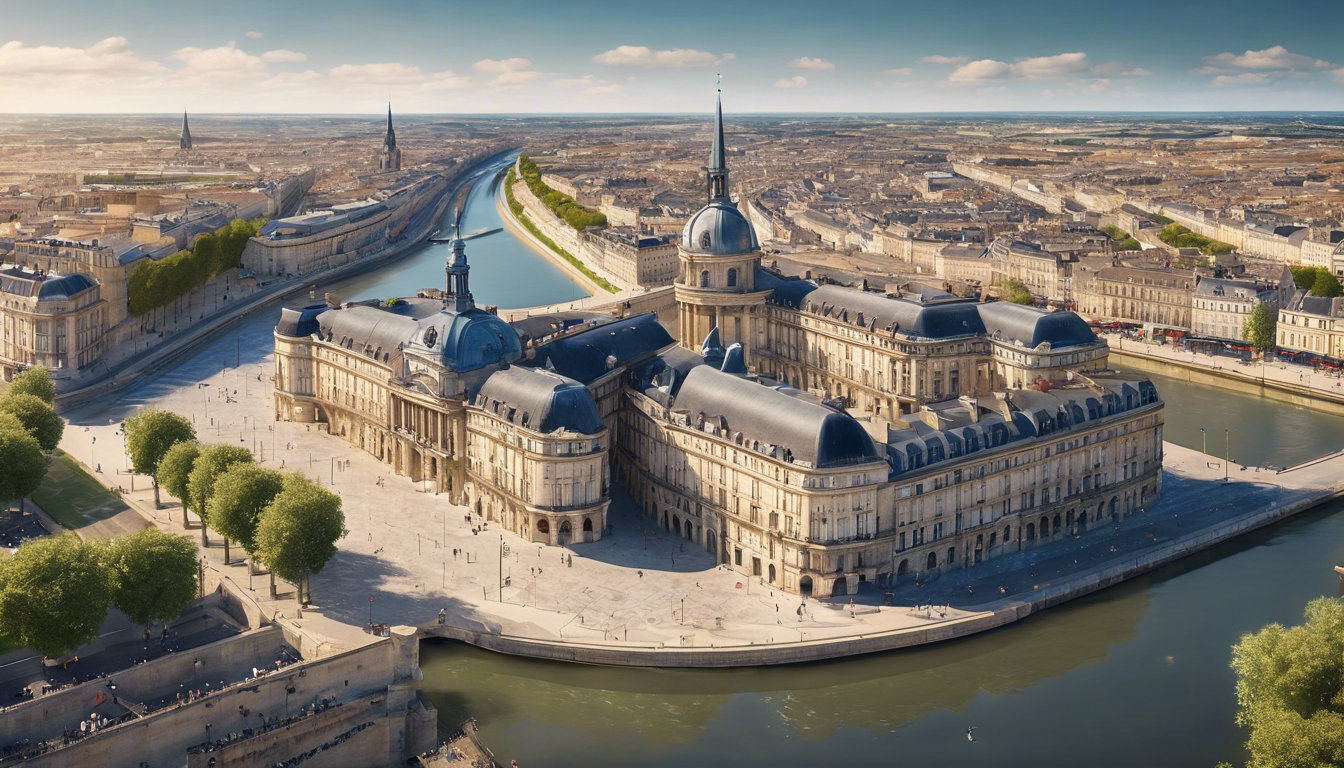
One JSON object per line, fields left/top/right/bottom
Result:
{"left": 156, "top": 440, "right": 200, "bottom": 529}
{"left": 996, "top": 278, "right": 1035, "bottom": 305}
{"left": 124, "top": 409, "right": 196, "bottom": 508}
{"left": 0, "top": 414, "right": 47, "bottom": 511}
{"left": 8, "top": 366, "right": 55, "bottom": 405}
{"left": 1243, "top": 302, "right": 1278, "bottom": 355}
{"left": 208, "top": 464, "right": 284, "bottom": 565}
{"left": 0, "top": 534, "right": 115, "bottom": 658}
{"left": 1115, "top": 237, "right": 1143, "bottom": 252}
{"left": 1312, "top": 270, "right": 1343, "bottom": 298}
{"left": 187, "top": 444, "right": 253, "bottom": 548}
{"left": 1230, "top": 597, "right": 1344, "bottom": 768}
{"left": 102, "top": 528, "right": 198, "bottom": 629}
{"left": 0, "top": 393, "right": 64, "bottom": 452}
{"left": 254, "top": 473, "right": 347, "bottom": 606}
{"left": 1291, "top": 265, "right": 1323, "bottom": 290}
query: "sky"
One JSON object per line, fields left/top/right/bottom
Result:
{"left": 2, "top": 0, "right": 1342, "bottom": 114}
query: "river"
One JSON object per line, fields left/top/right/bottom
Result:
{"left": 95, "top": 158, "right": 1344, "bottom": 766}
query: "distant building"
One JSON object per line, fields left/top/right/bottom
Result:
{"left": 1075, "top": 265, "right": 1195, "bottom": 334}
{"left": 377, "top": 104, "right": 402, "bottom": 172}
{"left": 179, "top": 111, "right": 192, "bottom": 151}
{"left": 1278, "top": 288, "right": 1344, "bottom": 361}
{"left": 1190, "top": 268, "right": 1289, "bottom": 343}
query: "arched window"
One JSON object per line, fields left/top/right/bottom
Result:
{"left": 699, "top": 270, "right": 710, "bottom": 288}
{"left": 727, "top": 268, "right": 738, "bottom": 288}
{"left": 700, "top": 232, "right": 712, "bottom": 249}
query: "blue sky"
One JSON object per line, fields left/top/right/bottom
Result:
{"left": 3, "top": 0, "right": 1342, "bottom": 113}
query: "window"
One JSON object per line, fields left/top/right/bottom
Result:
{"left": 727, "top": 268, "right": 738, "bottom": 288}
{"left": 701, "top": 232, "right": 712, "bottom": 249}
{"left": 700, "top": 270, "right": 710, "bottom": 288}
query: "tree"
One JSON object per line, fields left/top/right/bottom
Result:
{"left": 0, "top": 534, "right": 115, "bottom": 658}
{"left": 0, "top": 414, "right": 47, "bottom": 511}
{"left": 254, "top": 473, "right": 347, "bottom": 606}
{"left": 8, "top": 366, "right": 55, "bottom": 405}
{"left": 1115, "top": 237, "right": 1143, "bottom": 252}
{"left": 156, "top": 440, "right": 200, "bottom": 529}
{"left": 1230, "top": 597, "right": 1344, "bottom": 768}
{"left": 187, "top": 444, "right": 253, "bottom": 547}
{"left": 102, "top": 528, "right": 198, "bottom": 629}
{"left": 996, "top": 278, "right": 1035, "bottom": 305}
{"left": 208, "top": 464, "right": 284, "bottom": 565}
{"left": 0, "top": 393, "right": 64, "bottom": 452}
{"left": 1291, "top": 265, "right": 1322, "bottom": 290}
{"left": 1312, "top": 270, "right": 1343, "bottom": 299}
{"left": 1243, "top": 302, "right": 1278, "bottom": 355}
{"left": 124, "top": 410, "right": 196, "bottom": 508}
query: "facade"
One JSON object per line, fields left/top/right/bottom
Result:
{"left": 1075, "top": 265, "right": 1194, "bottom": 332}
{"left": 1190, "top": 270, "right": 1287, "bottom": 342}
{"left": 275, "top": 94, "right": 1164, "bottom": 598}
{"left": 376, "top": 105, "right": 402, "bottom": 172}
{"left": 1277, "top": 289, "right": 1344, "bottom": 361}
{"left": 0, "top": 265, "right": 106, "bottom": 375}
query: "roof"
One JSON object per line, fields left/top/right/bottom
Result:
{"left": 37, "top": 273, "right": 96, "bottom": 301}
{"left": 0, "top": 267, "right": 97, "bottom": 301}
{"left": 310, "top": 298, "right": 523, "bottom": 372}
{"left": 670, "top": 365, "right": 882, "bottom": 469}
{"left": 275, "top": 304, "right": 328, "bottom": 338}
{"left": 526, "top": 313, "right": 674, "bottom": 384}
{"left": 474, "top": 366, "right": 604, "bottom": 435}
{"left": 802, "top": 284, "right": 986, "bottom": 340}
{"left": 977, "top": 300, "right": 1098, "bottom": 349}
{"left": 681, "top": 201, "right": 758, "bottom": 256}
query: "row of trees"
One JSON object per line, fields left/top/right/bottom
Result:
{"left": 125, "top": 410, "right": 347, "bottom": 605}
{"left": 0, "top": 529, "right": 197, "bottom": 658}
{"left": 127, "top": 217, "right": 262, "bottom": 318}
{"left": 516, "top": 155, "right": 608, "bottom": 231}
{"left": 0, "top": 367, "right": 62, "bottom": 512}
{"left": 504, "top": 168, "right": 618, "bottom": 293}
{"left": 1289, "top": 265, "right": 1344, "bottom": 298}
{"left": 1157, "top": 223, "right": 1236, "bottom": 256}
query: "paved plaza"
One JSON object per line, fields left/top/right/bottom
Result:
{"left": 56, "top": 313, "right": 1344, "bottom": 656}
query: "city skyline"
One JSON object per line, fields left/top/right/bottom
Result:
{"left": 3, "top": 0, "right": 1342, "bottom": 114}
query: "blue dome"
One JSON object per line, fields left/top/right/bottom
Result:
{"left": 437, "top": 309, "right": 523, "bottom": 373}
{"left": 36, "top": 273, "right": 95, "bottom": 302}
{"left": 681, "top": 201, "right": 757, "bottom": 255}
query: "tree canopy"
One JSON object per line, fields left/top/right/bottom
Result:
{"left": 996, "top": 278, "right": 1035, "bottom": 305}
{"left": 254, "top": 473, "right": 347, "bottom": 604}
{"left": 1243, "top": 302, "right": 1278, "bottom": 354}
{"left": 0, "top": 414, "right": 47, "bottom": 508}
{"left": 0, "top": 393, "right": 63, "bottom": 452}
{"left": 127, "top": 217, "right": 259, "bottom": 317}
{"left": 1157, "top": 223, "right": 1235, "bottom": 255}
{"left": 1230, "top": 596, "right": 1344, "bottom": 768}
{"left": 101, "top": 528, "right": 198, "bottom": 628}
{"left": 517, "top": 155, "right": 607, "bottom": 231}
{"left": 125, "top": 409, "right": 196, "bottom": 506}
{"left": 209, "top": 464, "right": 285, "bottom": 556}
{"left": 156, "top": 440, "right": 200, "bottom": 524}
{"left": 188, "top": 444, "right": 254, "bottom": 521}
{"left": 1313, "top": 270, "right": 1343, "bottom": 299}
{"left": 0, "top": 534, "right": 115, "bottom": 658}
{"left": 8, "top": 366, "right": 55, "bottom": 405}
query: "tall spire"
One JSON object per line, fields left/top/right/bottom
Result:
{"left": 443, "top": 216, "right": 474, "bottom": 313}
{"left": 383, "top": 103, "right": 396, "bottom": 151}
{"left": 179, "top": 110, "right": 192, "bottom": 151}
{"left": 707, "top": 79, "right": 729, "bottom": 203}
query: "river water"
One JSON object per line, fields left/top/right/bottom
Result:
{"left": 398, "top": 175, "right": 1344, "bottom": 766}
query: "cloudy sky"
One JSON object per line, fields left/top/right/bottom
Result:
{"left": 3, "top": 0, "right": 1341, "bottom": 114}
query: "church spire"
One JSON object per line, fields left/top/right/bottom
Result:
{"left": 383, "top": 103, "right": 396, "bottom": 151}
{"left": 707, "top": 82, "right": 729, "bottom": 203}
{"left": 179, "top": 110, "right": 192, "bottom": 151}
{"left": 443, "top": 219, "right": 474, "bottom": 313}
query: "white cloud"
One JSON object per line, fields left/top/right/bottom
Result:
{"left": 791, "top": 56, "right": 835, "bottom": 71}
{"left": 776, "top": 75, "right": 807, "bottom": 88}
{"left": 554, "top": 75, "right": 600, "bottom": 87}
{"left": 1332, "top": 68, "right": 1344, "bottom": 82}
{"left": 1125, "top": 67, "right": 1153, "bottom": 77}
{"left": 259, "top": 70, "right": 320, "bottom": 88}
{"left": 921, "top": 55, "right": 968, "bottom": 65}
{"left": 717, "top": 53, "right": 736, "bottom": 64}
{"left": 245, "top": 31, "right": 263, "bottom": 39}
{"left": 0, "top": 36, "right": 165, "bottom": 77}
{"left": 1081, "top": 78, "right": 1111, "bottom": 94}
{"left": 581, "top": 84, "right": 624, "bottom": 96}
{"left": 170, "top": 42, "right": 267, "bottom": 80}
{"left": 1090, "top": 61, "right": 1151, "bottom": 77}
{"left": 261, "top": 49, "right": 307, "bottom": 63}
{"left": 329, "top": 62, "right": 470, "bottom": 90}
{"left": 471, "top": 57, "right": 532, "bottom": 73}
{"left": 882, "top": 67, "right": 913, "bottom": 76}
{"left": 947, "top": 59, "right": 1010, "bottom": 82}
{"left": 592, "top": 46, "right": 720, "bottom": 67}
{"left": 492, "top": 70, "right": 544, "bottom": 86}
{"left": 1205, "top": 45, "right": 1328, "bottom": 70}
{"left": 1010, "top": 52, "right": 1089, "bottom": 79}
{"left": 1212, "top": 72, "right": 1271, "bottom": 86}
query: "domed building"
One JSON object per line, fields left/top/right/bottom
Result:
{"left": 674, "top": 92, "right": 772, "bottom": 365}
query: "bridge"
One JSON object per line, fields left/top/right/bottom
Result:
{"left": 428, "top": 227, "right": 501, "bottom": 244}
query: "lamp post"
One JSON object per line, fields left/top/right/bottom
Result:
{"left": 1200, "top": 427, "right": 1206, "bottom": 457}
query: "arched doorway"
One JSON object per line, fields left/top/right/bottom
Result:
{"left": 897, "top": 559, "right": 908, "bottom": 581}
{"left": 537, "top": 519, "right": 550, "bottom": 541}
{"left": 583, "top": 517, "right": 594, "bottom": 543}
{"left": 684, "top": 520, "right": 693, "bottom": 540}
{"left": 1053, "top": 514, "right": 1062, "bottom": 533}
{"left": 832, "top": 578, "right": 848, "bottom": 596}
{"left": 768, "top": 564, "right": 777, "bottom": 583}
{"left": 800, "top": 576, "right": 813, "bottom": 597}
{"left": 707, "top": 531, "right": 717, "bottom": 556}
{"left": 926, "top": 551, "right": 938, "bottom": 570}
{"left": 1027, "top": 522, "right": 1036, "bottom": 540}
{"left": 672, "top": 515, "right": 681, "bottom": 537}
{"left": 1040, "top": 516, "right": 1049, "bottom": 537}
{"left": 559, "top": 520, "right": 572, "bottom": 545}
{"left": 1109, "top": 497, "right": 1119, "bottom": 523}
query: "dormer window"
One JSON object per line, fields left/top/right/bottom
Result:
{"left": 700, "top": 232, "right": 712, "bottom": 249}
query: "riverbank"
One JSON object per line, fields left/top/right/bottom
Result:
{"left": 1108, "top": 335, "right": 1344, "bottom": 416}
{"left": 54, "top": 149, "right": 513, "bottom": 409}
{"left": 494, "top": 170, "right": 610, "bottom": 297}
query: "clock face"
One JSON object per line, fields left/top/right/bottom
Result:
{"left": 423, "top": 326, "right": 438, "bottom": 348}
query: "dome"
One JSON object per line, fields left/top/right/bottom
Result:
{"left": 431, "top": 309, "right": 523, "bottom": 373}
{"left": 681, "top": 201, "right": 758, "bottom": 256}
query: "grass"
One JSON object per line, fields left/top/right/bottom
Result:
{"left": 504, "top": 168, "right": 618, "bottom": 294}
{"left": 29, "top": 451, "right": 128, "bottom": 530}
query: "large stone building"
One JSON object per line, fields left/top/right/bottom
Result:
{"left": 1277, "top": 288, "right": 1344, "bottom": 362}
{"left": 1190, "top": 269, "right": 1289, "bottom": 343}
{"left": 1074, "top": 264, "right": 1195, "bottom": 333}
{"left": 275, "top": 95, "right": 1164, "bottom": 597}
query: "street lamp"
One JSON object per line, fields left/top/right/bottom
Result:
{"left": 1200, "top": 427, "right": 1206, "bottom": 457}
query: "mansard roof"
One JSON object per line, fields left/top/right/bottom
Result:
{"left": 526, "top": 312, "right": 675, "bottom": 384}
{"left": 474, "top": 366, "right": 604, "bottom": 435}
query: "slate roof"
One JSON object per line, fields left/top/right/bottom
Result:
{"left": 526, "top": 313, "right": 674, "bottom": 384}
{"left": 474, "top": 366, "right": 604, "bottom": 435}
